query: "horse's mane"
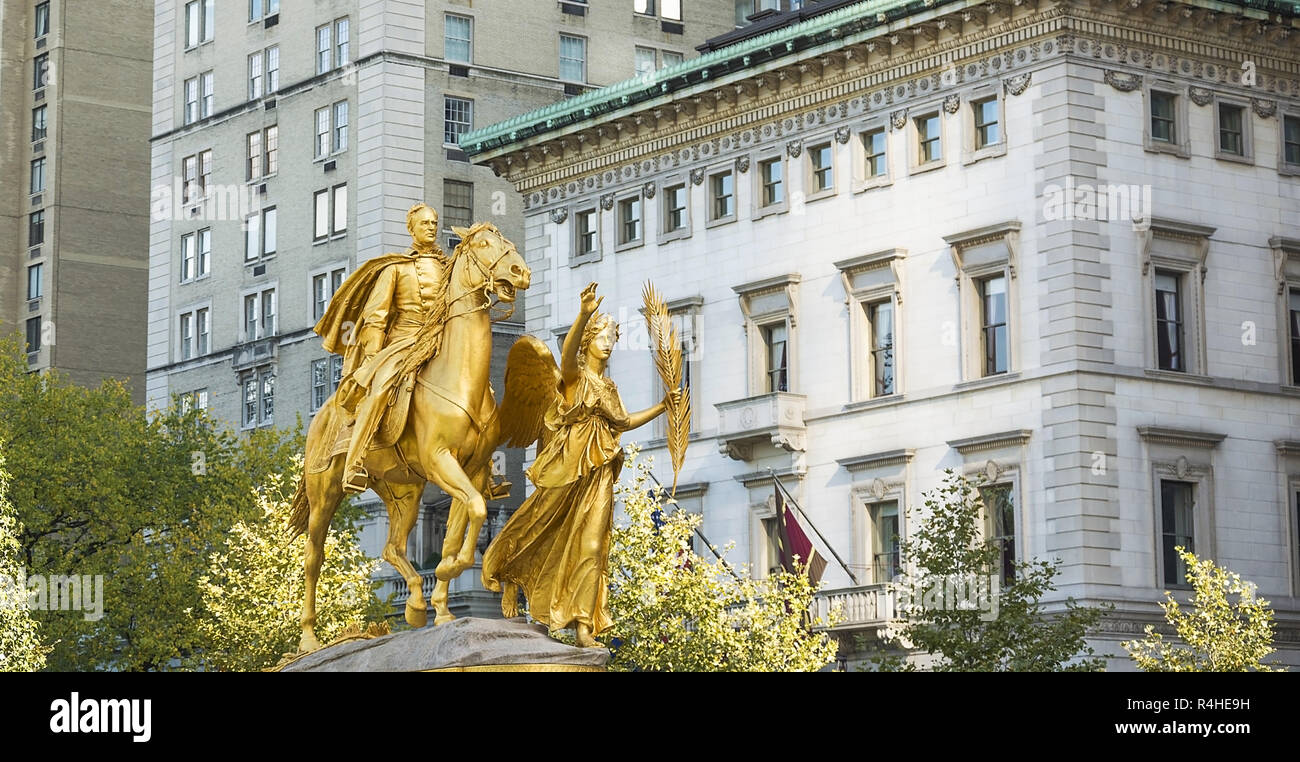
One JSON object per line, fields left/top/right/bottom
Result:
{"left": 396, "top": 224, "right": 500, "bottom": 381}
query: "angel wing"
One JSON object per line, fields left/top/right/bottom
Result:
{"left": 497, "top": 335, "right": 562, "bottom": 449}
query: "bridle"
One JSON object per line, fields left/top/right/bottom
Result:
{"left": 446, "top": 228, "right": 518, "bottom": 322}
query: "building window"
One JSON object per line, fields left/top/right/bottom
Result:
{"left": 635, "top": 46, "right": 657, "bottom": 78}
{"left": 979, "top": 274, "right": 1009, "bottom": 376}
{"left": 30, "top": 157, "right": 45, "bottom": 195}
{"left": 243, "top": 288, "right": 276, "bottom": 341}
{"left": 574, "top": 209, "right": 597, "bottom": 257}
{"left": 662, "top": 51, "right": 683, "bottom": 68}
{"left": 193, "top": 71, "right": 213, "bottom": 120}
{"left": 559, "top": 34, "right": 586, "bottom": 83}
{"left": 1218, "top": 102, "right": 1244, "bottom": 155}
{"left": 973, "top": 96, "right": 1001, "bottom": 149}
{"left": 316, "top": 24, "right": 332, "bottom": 74}
{"left": 314, "top": 107, "right": 330, "bottom": 158}
{"left": 618, "top": 196, "right": 642, "bottom": 246}
{"left": 311, "top": 356, "right": 344, "bottom": 410}
{"left": 184, "top": 0, "right": 214, "bottom": 48}
{"left": 184, "top": 76, "right": 199, "bottom": 124}
{"left": 444, "top": 96, "right": 473, "bottom": 147}
{"left": 635, "top": 0, "right": 656, "bottom": 13}
{"left": 1290, "top": 288, "right": 1300, "bottom": 385}
{"left": 312, "top": 267, "right": 347, "bottom": 321}
{"left": 982, "top": 484, "right": 1015, "bottom": 585}
{"left": 181, "top": 232, "right": 197, "bottom": 282}
{"left": 1160, "top": 480, "right": 1195, "bottom": 586}
{"left": 242, "top": 367, "right": 275, "bottom": 428}
{"left": 197, "top": 228, "right": 211, "bottom": 278}
{"left": 1154, "top": 270, "right": 1184, "bottom": 372}
{"left": 916, "top": 113, "right": 941, "bottom": 164}
{"left": 862, "top": 128, "right": 887, "bottom": 178}
{"left": 246, "top": 131, "right": 263, "bottom": 180}
{"left": 869, "top": 501, "right": 900, "bottom": 583}
{"left": 33, "top": 53, "right": 49, "bottom": 91}
{"left": 333, "top": 101, "right": 348, "bottom": 152}
{"left": 442, "top": 179, "right": 472, "bottom": 240}
{"left": 1285, "top": 115, "right": 1300, "bottom": 168}
{"left": 32, "top": 106, "right": 47, "bottom": 142}
{"left": 185, "top": 148, "right": 213, "bottom": 198}
{"left": 247, "top": 127, "right": 277, "bottom": 179}
{"left": 266, "top": 46, "right": 280, "bottom": 94}
{"left": 248, "top": 52, "right": 263, "bottom": 100}
{"left": 35, "top": 2, "right": 50, "bottom": 39}
{"left": 1150, "top": 90, "right": 1177, "bottom": 144}
{"left": 27, "top": 263, "right": 42, "bottom": 301}
{"left": 26, "top": 317, "right": 42, "bottom": 354}
{"left": 335, "top": 18, "right": 350, "bottom": 68}
{"left": 866, "top": 300, "right": 895, "bottom": 397}
{"left": 179, "top": 307, "right": 210, "bottom": 360}
{"left": 710, "top": 171, "right": 734, "bottom": 221}
{"left": 248, "top": 0, "right": 278, "bottom": 22}
{"left": 663, "top": 184, "right": 687, "bottom": 233}
{"left": 762, "top": 322, "right": 789, "bottom": 393}
{"left": 28, "top": 210, "right": 44, "bottom": 247}
{"left": 314, "top": 185, "right": 348, "bottom": 240}
{"left": 244, "top": 207, "right": 276, "bottom": 262}
{"left": 809, "top": 142, "right": 833, "bottom": 193}
{"left": 180, "top": 389, "right": 209, "bottom": 413}
{"left": 758, "top": 157, "right": 783, "bottom": 208}
{"left": 661, "top": 0, "right": 682, "bottom": 20}
{"left": 445, "top": 14, "right": 472, "bottom": 63}
{"left": 314, "top": 102, "right": 348, "bottom": 158}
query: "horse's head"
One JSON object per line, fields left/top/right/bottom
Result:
{"left": 449, "top": 222, "right": 530, "bottom": 306}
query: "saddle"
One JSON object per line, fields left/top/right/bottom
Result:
{"left": 307, "top": 374, "right": 416, "bottom": 474}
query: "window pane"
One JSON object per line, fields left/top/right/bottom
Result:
{"left": 335, "top": 18, "right": 350, "bottom": 67}
{"left": 243, "top": 377, "right": 257, "bottom": 426}
{"left": 635, "top": 47, "right": 657, "bottom": 78}
{"left": 333, "top": 101, "right": 349, "bottom": 152}
{"left": 444, "top": 97, "right": 472, "bottom": 146}
{"left": 333, "top": 185, "right": 348, "bottom": 233}
{"left": 245, "top": 214, "right": 260, "bottom": 260}
{"left": 198, "top": 228, "right": 211, "bottom": 275}
{"left": 1151, "top": 92, "right": 1176, "bottom": 142}
{"left": 314, "top": 190, "right": 329, "bottom": 238}
{"left": 981, "top": 275, "right": 1008, "bottom": 376}
{"left": 662, "top": 0, "right": 682, "bottom": 20}
{"left": 559, "top": 35, "right": 585, "bottom": 82}
{"left": 443, "top": 179, "right": 473, "bottom": 230}
{"left": 197, "top": 308, "right": 209, "bottom": 354}
{"left": 33, "top": 106, "right": 47, "bottom": 141}
{"left": 261, "top": 372, "right": 275, "bottom": 422}
{"left": 1160, "top": 481, "right": 1194, "bottom": 585}
{"left": 446, "top": 15, "right": 471, "bottom": 62}
{"left": 203, "top": 0, "right": 214, "bottom": 42}
{"left": 1155, "top": 271, "right": 1183, "bottom": 371}
{"left": 27, "top": 263, "right": 43, "bottom": 300}
{"left": 186, "top": 1, "right": 200, "bottom": 47}
{"left": 868, "top": 300, "right": 894, "bottom": 396}
{"left": 315, "top": 107, "right": 330, "bottom": 157}
{"left": 266, "top": 46, "right": 279, "bottom": 92}
{"left": 265, "top": 126, "right": 278, "bottom": 174}
{"left": 316, "top": 25, "right": 331, "bottom": 74}
{"left": 263, "top": 208, "right": 277, "bottom": 255}
{"left": 1218, "top": 103, "right": 1243, "bottom": 155}
{"left": 764, "top": 323, "right": 788, "bottom": 392}
{"left": 25, "top": 317, "right": 42, "bottom": 353}
{"left": 181, "top": 233, "right": 196, "bottom": 281}
{"left": 30, "top": 158, "right": 46, "bottom": 194}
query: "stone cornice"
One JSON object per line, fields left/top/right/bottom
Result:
{"left": 732, "top": 272, "right": 802, "bottom": 297}
{"left": 838, "top": 448, "right": 916, "bottom": 471}
{"left": 1137, "top": 426, "right": 1227, "bottom": 448}
{"left": 942, "top": 220, "right": 1022, "bottom": 248}
{"left": 834, "top": 248, "right": 908, "bottom": 274}
{"left": 947, "top": 429, "right": 1033, "bottom": 455}
{"left": 1275, "top": 439, "right": 1300, "bottom": 456}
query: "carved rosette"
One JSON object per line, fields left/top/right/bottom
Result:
{"left": 689, "top": 167, "right": 705, "bottom": 186}
{"left": 786, "top": 139, "right": 802, "bottom": 158}
{"left": 835, "top": 126, "right": 851, "bottom": 144}
{"left": 889, "top": 108, "right": 907, "bottom": 130}
{"left": 599, "top": 193, "right": 615, "bottom": 211}
{"left": 642, "top": 181, "right": 656, "bottom": 199}
{"left": 942, "top": 94, "right": 960, "bottom": 114}
{"left": 1103, "top": 70, "right": 1142, "bottom": 92}
{"left": 735, "top": 155, "right": 750, "bottom": 174}
{"left": 1252, "top": 98, "right": 1277, "bottom": 119}
{"left": 1187, "top": 86, "right": 1212, "bottom": 107}
{"left": 549, "top": 207, "right": 568, "bottom": 224}
{"left": 1003, "top": 72, "right": 1031, "bottom": 96}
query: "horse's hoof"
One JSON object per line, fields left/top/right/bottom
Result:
{"left": 405, "top": 602, "right": 428, "bottom": 628}
{"left": 300, "top": 631, "right": 322, "bottom": 653}
{"left": 434, "top": 611, "right": 456, "bottom": 626}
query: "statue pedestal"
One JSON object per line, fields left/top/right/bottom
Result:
{"left": 277, "top": 617, "right": 609, "bottom": 672}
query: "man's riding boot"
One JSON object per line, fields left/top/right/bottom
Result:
{"left": 341, "top": 462, "right": 369, "bottom": 494}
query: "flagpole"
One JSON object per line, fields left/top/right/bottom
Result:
{"left": 646, "top": 472, "right": 743, "bottom": 582}
{"left": 767, "top": 468, "right": 860, "bottom": 586}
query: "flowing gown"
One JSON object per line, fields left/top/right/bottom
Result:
{"left": 482, "top": 366, "right": 628, "bottom": 636}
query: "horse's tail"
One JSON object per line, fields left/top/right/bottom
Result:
{"left": 287, "top": 473, "right": 310, "bottom": 540}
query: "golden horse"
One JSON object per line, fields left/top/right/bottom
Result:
{"left": 288, "top": 223, "right": 530, "bottom": 653}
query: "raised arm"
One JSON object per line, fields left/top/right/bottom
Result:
{"left": 561, "top": 282, "right": 602, "bottom": 389}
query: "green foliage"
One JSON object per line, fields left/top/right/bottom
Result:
{"left": 1123, "top": 547, "right": 1282, "bottom": 672}
{"left": 0, "top": 334, "right": 301, "bottom": 670}
{"left": 194, "top": 458, "right": 389, "bottom": 671}
{"left": 0, "top": 449, "right": 48, "bottom": 671}
{"left": 604, "top": 446, "right": 839, "bottom": 672}
{"left": 874, "top": 470, "right": 1108, "bottom": 672}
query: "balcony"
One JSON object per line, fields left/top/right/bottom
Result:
{"left": 714, "top": 391, "right": 806, "bottom": 461}
{"left": 231, "top": 335, "right": 278, "bottom": 371}
{"left": 812, "top": 583, "right": 895, "bottom": 632}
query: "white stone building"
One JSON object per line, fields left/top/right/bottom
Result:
{"left": 466, "top": 0, "right": 1300, "bottom": 667}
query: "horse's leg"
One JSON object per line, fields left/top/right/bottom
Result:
{"left": 373, "top": 479, "right": 427, "bottom": 629}
{"left": 301, "top": 462, "right": 344, "bottom": 652}
{"left": 423, "top": 447, "right": 488, "bottom": 625}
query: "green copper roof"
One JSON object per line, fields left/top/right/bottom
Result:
{"left": 461, "top": 0, "right": 1298, "bottom": 158}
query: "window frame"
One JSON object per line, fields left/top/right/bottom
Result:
{"left": 570, "top": 206, "right": 600, "bottom": 266}
{"left": 1140, "top": 427, "right": 1221, "bottom": 591}
{"left": 1140, "top": 219, "right": 1213, "bottom": 379}
{"left": 30, "top": 157, "right": 46, "bottom": 195}
{"left": 310, "top": 355, "right": 345, "bottom": 412}
{"left": 176, "top": 303, "right": 212, "bottom": 362}
{"left": 945, "top": 222, "right": 1021, "bottom": 383}
{"left": 334, "top": 17, "right": 350, "bottom": 69}
{"left": 1143, "top": 79, "right": 1190, "bottom": 158}
{"left": 444, "top": 95, "right": 473, "bottom": 148}
{"left": 27, "top": 262, "right": 43, "bottom": 302}
{"left": 754, "top": 152, "right": 788, "bottom": 218}
{"left": 558, "top": 33, "right": 587, "bottom": 84}
{"left": 658, "top": 178, "right": 691, "bottom": 244}
{"left": 1273, "top": 237, "right": 1300, "bottom": 387}
{"left": 964, "top": 87, "right": 1008, "bottom": 165}
{"left": 707, "top": 168, "right": 736, "bottom": 226}
{"left": 910, "top": 108, "right": 945, "bottom": 174}
{"left": 309, "top": 262, "right": 349, "bottom": 323}
{"left": 1212, "top": 95, "right": 1253, "bottom": 164}
{"left": 852, "top": 119, "right": 892, "bottom": 193}
{"left": 837, "top": 248, "right": 906, "bottom": 403}
{"left": 240, "top": 366, "right": 276, "bottom": 429}
{"left": 315, "top": 23, "right": 332, "bottom": 75}
{"left": 32, "top": 105, "right": 47, "bottom": 143}
{"left": 805, "top": 139, "right": 836, "bottom": 200}
{"left": 735, "top": 274, "right": 801, "bottom": 397}
{"left": 240, "top": 284, "right": 278, "bottom": 343}
{"left": 243, "top": 206, "right": 277, "bottom": 263}
{"left": 615, "top": 192, "right": 644, "bottom": 250}
{"left": 1280, "top": 109, "right": 1300, "bottom": 177}
{"left": 35, "top": 1, "right": 50, "bottom": 40}
{"left": 445, "top": 13, "right": 473, "bottom": 64}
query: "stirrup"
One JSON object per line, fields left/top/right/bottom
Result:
{"left": 342, "top": 466, "right": 369, "bottom": 494}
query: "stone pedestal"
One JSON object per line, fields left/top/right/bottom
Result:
{"left": 278, "top": 617, "right": 609, "bottom": 672}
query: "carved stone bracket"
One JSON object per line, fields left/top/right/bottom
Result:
{"left": 942, "top": 94, "right": 960, "bottom": 114}
{"left": 1188, "top": 86, "right": 1213, "bottom": 106}
{"left": 549, "top": 207, "right": 568, "bottom": 224}
{"left": 1252, "top": 98, "right": 1277, "bottom": 119}
{"left": 1104, "top": 70, "right": 1142, "bottom": 92}
{"left": 642, "top": 181, "right": 656, "bottom": 199}
{"left": 735, "top": 155, "right": 750, "bottom": 174}
{"left": 1003, "top": 72, "right": 1031, "bottom": 96}
{"left": 786, "top": 139, "right": 802, "bottom": 158}
{"left": 599, "top": 193, "right": 615, "bottom": 211}
{"left": 689, "top": 167, "right": 705, "bottom": 186}
{"left": 889, "top": 108, "right": 907, "bottom": 130}
{"left": 835, "top": 125, "right": 851, "bottom": 144}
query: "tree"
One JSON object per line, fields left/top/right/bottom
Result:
{"left": 0, "top": 449, "right": 47, "bottom": 671}
{"left": 195, "top": 458, "right": 389, "bottom": 671}
{"left": 1123, "top": 547, "right": 1282, "bottom": 672}
{"left": 875, "top": 470, "right": 1108, "bottom": 672}
{"left": 602, "top": 446, "right": 839, "bottom": 672}
{"left": 0, "top": 334, "right": 302, "bottom": 670}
